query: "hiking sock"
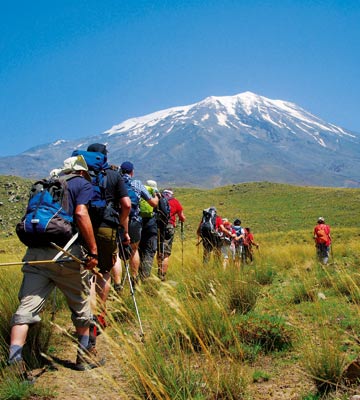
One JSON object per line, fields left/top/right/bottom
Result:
{"left": 9, "top": 344, "right": 23, "bottom": 363}
{"left": 77, "top": 334, "right": 90, "bottom": 353}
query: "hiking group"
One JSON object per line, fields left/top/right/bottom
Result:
{"left": 6, "top": 143, "right": 332, "bottom": 380}
{"left": 197, "top": 206, "right": 259, "bottom": 268}
{"left": 7, "top": 143, "right": 185, "bottom": 378}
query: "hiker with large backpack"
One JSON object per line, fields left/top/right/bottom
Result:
{"left": 138, "top": 179, "right": 161, "bottom": 280}
{"left": 72, "top": 143, "right": 131, "bottom": 335}
{"left": 9, "top": 155, "right": 104, "bottom": 377}
{"left": 197, "top": 207, "right": 228, "bottom": 264}
{"left": 120, "top": 161, "right": 159, "bottom": 289}
{"left": 313, "top": 217, "right": 332, "bottom": 264}
{"left": 157, "top": 189, "right": 185, "bottom": 281}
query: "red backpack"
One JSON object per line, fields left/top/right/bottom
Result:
{"left": 315, "top": 224, "right": 329, "bottom": 244}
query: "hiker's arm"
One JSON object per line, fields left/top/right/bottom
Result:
{"left": 178, "top": 210, "right": 186, "bottom": 223}
{"left": 119, "top": 196, "right": 131, "bottom": 243}
{"left": 74, "top": 204, "right": 98, "bottom": 270}
{"left": 147, "top": 195, "right": 159, "bottom": 208}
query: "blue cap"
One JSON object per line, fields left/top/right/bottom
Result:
{"left": 121, "top": 161, "right": 134, "bottom": 173}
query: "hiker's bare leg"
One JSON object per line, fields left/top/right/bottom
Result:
{"left": 130, "top": 242, "right": 140, "bottom": 278}
{"left": 95, "top": 271, "right": 111, "bottom": 315}
{"left": 112, "top": 254, "right": 122, "bottom": 286}
{"left": 76, "top": 326, "right": 90, "bottom": 336}
{"left": 161, "top": 255, "right": 169, "bottom": 275}
{"left": 10, "top": 324, "right": 29, "bottom": 347}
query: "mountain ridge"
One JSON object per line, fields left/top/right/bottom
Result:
{"left": 1, "top": 92, "right": 359, "bottom": 188}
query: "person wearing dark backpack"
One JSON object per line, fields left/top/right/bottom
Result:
{"left": 82, "top": 144, "right": 131, "bottom": 334}
{"left": 120, "top": 161, "right": 159, "bottom": 288}
{"left": 157, "top": 189, "right": 185, "bottom": 281}
{"left": 197, "top": 207, "right": 227, "bottom": 264}
{"left": 313, "top": 217, "right": 332, "bottom": 264}
{"left": 8, "top": 156, "right": 104, "bottom": 376}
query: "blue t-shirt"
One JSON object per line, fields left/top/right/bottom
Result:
{"left": 65, "top": 175, "right": 93, "bottom": 217}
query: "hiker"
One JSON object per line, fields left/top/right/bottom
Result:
{"left": 231, "top": 219, "right": 246, "bottom": 267}
{"left": 157, "top": 189, "right": 186, "bottom": 280}
{"left": 83, "top": 143, "right": 131, "bottom": 334}
{"left": 243, "top": 227, "right": 259, "bottom": 263}
{"left": 120, "top": 161, "right": 159, "bottom": 288}
{"left": 197, "top": 207, "right": 228, "bottom": 265}
{"left": 138, "top": 179, "right": 160, "bottom": 280}
{"left": 313, "top": 217, "right": 332, "bottom": 264}
{"left": 8, "top": 156, "right": 104, "bottom": 377}
{"left": 220, "top": 218, "right": 236, "bottom": 269}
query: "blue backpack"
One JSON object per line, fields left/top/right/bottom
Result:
{"left": 122, "top": 175, "right": 140, "bottom": 219}
{"left": 16, "top": 175, "right": 77, "bottom": 247}
{"left": 71, "top": 150, "right": 113, "bottom": 227}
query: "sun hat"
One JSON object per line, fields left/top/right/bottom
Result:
{"left": 62, "top": 155, "right": 88, "bottom": 173}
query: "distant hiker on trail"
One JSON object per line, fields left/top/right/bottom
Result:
{"left": 231, "top": 219, "right": 246, "bottom": 268}
{"left": 197, "top": 207, "right": 228, "bottom": 265}
{"left": 74, "top": 143, "right": 131, "bottom": 338}
{"left": 243, "top": 227, "right": 259, "bottom": 263}
{"left": 220, "top": 218, "right": 236, "bottom": 269}
{"left": 9, "top": 156, "right": 105, "bottom": 377}
{"left": 138, "top": 179, "right": 160, "bottom": 280}
{"left": 120, "top": 161, "right": 159, "bottom": 289}
{"left": 157, "top": 189, "right": 186, "bottom": 281}
{"left": 313, "top": 217, "right": 332, "bottom": 264}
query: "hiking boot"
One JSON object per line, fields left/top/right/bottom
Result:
{"left": 158, "top": 272, "right": 166, "bottom": 281}
{"left": 7, "top": 359, "right": 35, "bottom": 383}
{"left": 113, "top": 283, "right": 123, "bottom": 293}
{"left": 75, "top": 345, "right": 106, "bottom": 371}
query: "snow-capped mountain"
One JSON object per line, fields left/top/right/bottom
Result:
{"left": 1, "top": 92, "right": 359, "bottom": 188}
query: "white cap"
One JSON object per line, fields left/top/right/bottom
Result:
{"left": 146, "top": 179, "right": 158, "bottom": 189}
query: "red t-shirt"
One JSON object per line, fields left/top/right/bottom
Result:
{"left": 168, "top": 197, "right": 184, "bottom": 227}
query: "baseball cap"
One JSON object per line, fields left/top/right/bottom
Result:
{"left": 318, "top": 217, "right": 325, "bottom": 223}
{"left": 120, "top": 161, "right": 134, "bottom": 173}
{"left": 87, "top": 143, "right": 108, "bottom": 155}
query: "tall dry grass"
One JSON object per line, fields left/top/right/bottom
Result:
{"left": 1, "top": 226, "right": 360, "bottom": 398}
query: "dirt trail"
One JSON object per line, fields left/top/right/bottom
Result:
{"left": 34, "top": 328, "right": 316, "bottom": 400}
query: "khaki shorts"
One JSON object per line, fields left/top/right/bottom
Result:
{"left": 158, "top": 224, "right": 175, "bottom": 256}
{"left": 11, "top": 245, "right": 91, "bottom": 328}
{"left": 94, "top": 226, "right": 118, "bottom": 273}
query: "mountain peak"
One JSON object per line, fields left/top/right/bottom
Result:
{"left": 1, "top": 91, "right": 359, "bottom": 188}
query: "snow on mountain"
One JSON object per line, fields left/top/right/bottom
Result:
{"left": 0, "top": 92, "right": 359, "bottom": 188}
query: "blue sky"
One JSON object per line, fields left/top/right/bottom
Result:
{"left": 1, "top": 0, "right": 359, "bottom": 156}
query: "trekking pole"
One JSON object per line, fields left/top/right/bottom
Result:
{"left": 51, "top": 233, "right": 79, "bottom": 320}
{"left": 180, "top": 221, "right": 184, "bottom": 268}
{"left": 118, "top": 240, "right": 144, "bottom": 338}
{"left": 0, "top": 259, "right": 79, "bottom": 267}
{"left": 50, "top": 242, "right": 105, "bottom": 282}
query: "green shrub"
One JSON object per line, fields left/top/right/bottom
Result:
{"left": 236, "top": 313, "right": 293, "bottom": 353}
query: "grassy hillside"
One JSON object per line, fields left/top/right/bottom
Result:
{"left": 1, "top": 178, "right": 360, "bottom": 399}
